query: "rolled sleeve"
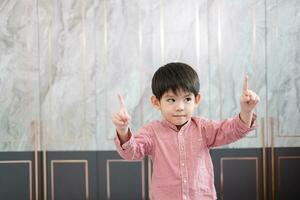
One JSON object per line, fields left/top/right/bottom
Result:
{"left": 114, "top": 130, "right": 134, "bottom": 155}
{"left": 236, "top": 113, "right": 258, "bottom": 132}
{"left": 114, "top": 125, "right": 154, "bottom": 160}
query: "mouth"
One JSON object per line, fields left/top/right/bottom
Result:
{"left": 173, "top": 115, "right": 186, "bottom": 117}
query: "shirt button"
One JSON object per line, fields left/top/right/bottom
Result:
{"left": 183, "top": 195, "right": 187, "bottom": 200}
{"left": 183, "top": 179, "right": 187, "bottom": 183}
{"left": 181, "top": 162, "right": 185, "bottom": 166}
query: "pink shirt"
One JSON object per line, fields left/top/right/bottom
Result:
{"left": 114, "top": 114, "right": 257, "bottom": 200}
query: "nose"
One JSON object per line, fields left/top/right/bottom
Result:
{"left": 176, "top": 101, "right": 184, "bottom": 111}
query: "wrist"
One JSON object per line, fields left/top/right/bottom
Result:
{"left": 239, "top": 111, "right": 253, "bottom": 127}
{"left": 116, "top": 128, "right": 131, "bottom": 146}
{"left": 240, "top": 108, "right": 254, "bottom": 115}
{"left": 117, "top": 127, "right": 129, "bottom": 135}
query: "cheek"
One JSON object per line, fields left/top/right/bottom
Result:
{"left": 186, "top": 105, "right": 195, "bottom": 113}
{"left": 165, "top": 107, "right": 173, "bottom": 114}
{"left": 161, "top": 106, "right": 172, "bottom": 114}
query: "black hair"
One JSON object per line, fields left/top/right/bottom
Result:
{"left": 151, "top": 62, "right": 200, "bottom": 100}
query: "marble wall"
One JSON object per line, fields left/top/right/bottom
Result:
{"left": 0, "top": 0, "right": 299, "bottom": 151}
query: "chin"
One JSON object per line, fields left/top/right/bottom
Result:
{"left": 175, "top": 120, "right": 188, "bottom": 126}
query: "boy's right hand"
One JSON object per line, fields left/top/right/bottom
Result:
{"left": 112, "top": 94, "right": 131, "bottom": 135}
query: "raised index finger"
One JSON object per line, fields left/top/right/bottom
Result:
{"left": 243, "top": 75, "right": 249, "bottom": 92}
{"left": 118, "top": 94, "right": 126, "bottom": 109}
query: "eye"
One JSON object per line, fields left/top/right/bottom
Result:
{"left": 167, "top": 98, "right": 175, "bottom": 103}
{"left": 185, "top": 97, "right": 192, "bottom": 102}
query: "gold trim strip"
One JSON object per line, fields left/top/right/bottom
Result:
{"left": 103, "top": 0, "right": 112, "bottom": 141}
{"left": 195, "top": 0, "right": 200, "bottom": 68}
{"left": 261, "top": 118, "right": 267, "bottom": 200}
{"left": 42, "top": 126, "right": 47, "bottom": 200}
{"left": 80, "top": 0, "right": 87, "bottom": 133}
{"left": 160, "top": 0, "right": 165, "bottom": 64}
{"left": 0, "top": 160, "right": 33, "bottom": 200}
{"left": 270, "top": 117, "right": 275, "bottom": 200}
{"left": 217, "top": 2, "right": 223, "bottom": 119}
{"left": 106, "top": 159, "right": 145, "bottom": 200}
{"left": 248, "top": 2, "right": 259, "bottom": 141}
{"left": 51, "top": 160, "right": 89, "bottom": 200}
{"left": 138, "top": 0, "right": 144, "bottom": 126}
{"left": 220, "top": 157, "right": 259, "bottom": 200}
{"left": 251, "top": 4, "right": 257, "bottom": 72}
{"left": 31, "top": 121, "right": 39, "bottom": 200}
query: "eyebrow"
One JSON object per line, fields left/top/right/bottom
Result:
{"left": 184, "top": 93, "right": 192, "bottom": 97}
{"left": 164, "top": 93, "right": 192, "bottom": 98}
{"left": 164, "top": 94, "right": 175, "bottom": 98}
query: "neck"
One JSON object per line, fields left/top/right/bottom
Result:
{"left": 176, "top": 120, "right": 188, "bottom": 130}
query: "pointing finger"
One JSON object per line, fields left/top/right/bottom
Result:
{"left": 118, "top": 94, "right": 126, "bottom": 109}
{"left": 117, "top": 94, "right": 130, "bottom": 118}
{"left": 243, "top": 75, "right": 249, "bottom": 92}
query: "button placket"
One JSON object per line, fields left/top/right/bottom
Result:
{"left": 178, "top": 130, "right": 189, "bottom": 199}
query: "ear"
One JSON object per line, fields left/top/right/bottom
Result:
{"left": 194, "top": 94, "right": 201, "bottom": 107}
{"left": 151, "top": 96, "right": 161, "bottom": 110}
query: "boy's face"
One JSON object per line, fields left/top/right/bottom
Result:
{"left": 151, "top": 89, "right": 201, "bottom": 128}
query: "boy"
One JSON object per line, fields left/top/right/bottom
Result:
{"left": 112, "top": 62, "right": 259, "bottom": 200}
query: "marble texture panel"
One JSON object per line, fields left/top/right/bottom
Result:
{"left": 0, "top": 0, "right": 299, "bottom": 150}
{"left": 207, "top": 0, "right": 267, "bottom": 148}
{"left": 0, "top": 0, "right": 40, "bottom": 151}
{"left": 267, "top": 0, "right": 300, "bottom": 147}
{"left": 96, "top": 0, "right": 144, "bottom": 150}
{"left": 38, "top": 0, "right": 97, "bottom": 150}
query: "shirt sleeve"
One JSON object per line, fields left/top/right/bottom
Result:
{"left": 114, "top": 125, "right": 154, "bottom": 160}
{"left": 201, "top": 113, "right": 258, "bottom": 148}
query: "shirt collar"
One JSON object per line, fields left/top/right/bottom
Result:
{"left": 161, "top": 118, "right": 191, "bottom": 132}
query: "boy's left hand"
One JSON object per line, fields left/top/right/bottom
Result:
{"left": 240, "top": 76, "right": 260, "bottom": 113}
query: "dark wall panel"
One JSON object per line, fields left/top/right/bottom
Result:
{"left": 211, "top": 148, "right": 263, "bottom": 200}
{"left": 278, "top": 157, "right": 300, "bottom": 200}
{"left": 46, "top": 151, "right": 98, "bottom": 200}
{"left": 0, "top": 148, "right": 300, "bottom": 200}
{"left": 109, "top": 161, "right": 144, "bottom": 200}
{"left": 0, "top": 161, "right": 31, "bottom": 200}
{"left": 221, "top": 158, "right": 259, "bottom": 200}
{"left": 52, "top": 162, "right": 88, "bottom": 200}
{"left": 0, "top": 152, "right": 41, "bottom": 200}
{"left": 275, "top": 148, "right": 300, "bottom": 200}
{"left": 97, "top": 151, "right": 149, "bottom": 200}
